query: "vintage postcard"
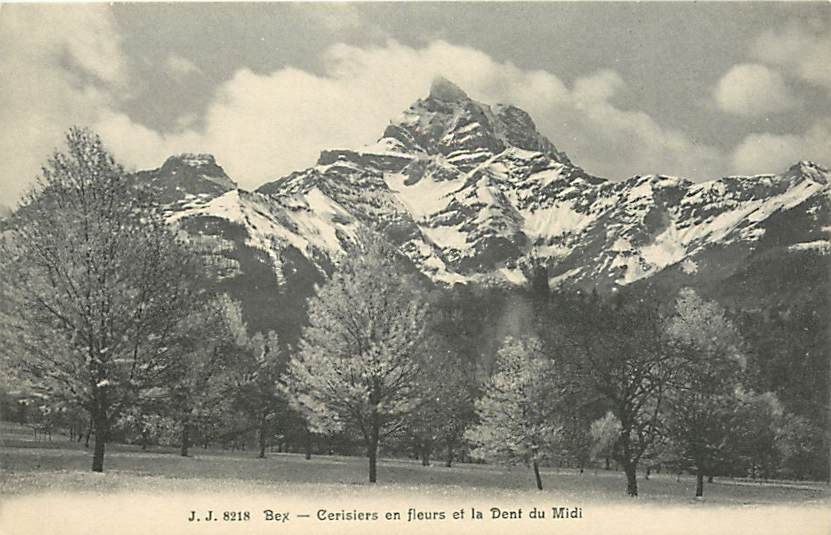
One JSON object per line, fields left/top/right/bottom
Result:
{"left": 0, "top": 2, "right": 828, "bottom": 534}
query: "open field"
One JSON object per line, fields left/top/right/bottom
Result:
{"left": 1, "top": 423, "right": 829, "bottom": 535}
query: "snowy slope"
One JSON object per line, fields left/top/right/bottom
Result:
{"left": 139, "top": 79, "right": 829, "bottom": 303}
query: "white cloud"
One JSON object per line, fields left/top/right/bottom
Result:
{"left": 722, "top": 21, "right": 831, "bottom": 175}
{"left": 0, "top": 10, "right": 726, "bottom": 204}
{"left": 164, "top": 54, "right": 202, "bottom": 80}
{"left": 0, "top": 5, "right": 129, "bottom": 88}
{"left": 0, "top": 4, "right": 129, "bottom": 204}
{"left": 291, "top": 3, "right": 364, "bottom": 32}
{"left": 95, "top": 39, "right": 724, "bottom": 187}
{"left": 94, "top": 112, "right": 203, "bottom": 172}
{"left": 573, "top": 70, "right": 625, "bottom": 103}
{"left": 731, "top": 116, "right": 831, "bottom": 175}
{"left": 714, "top": 63, "right": 795, "bottom": 116}
{"left": 752, "top": 21, "right": 831, "bottom": 92}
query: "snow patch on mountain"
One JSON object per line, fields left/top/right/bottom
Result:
{"left": 168, "top": 188, "right": 362, "bottom": 286}
{"left": 523, "top": 203, "right": 591, "bottom": 240}
{"left": 499, "top": 267, "right": 527, "bottom": 285}
{"left": 422, "top": 224, "right": 469, "bottom": 250}
{"left": 639, "top": 225, "right": 687, "bottom": 273}
{"left": 788, "top": 240, "right": 830, "bottom": 253}
{"left": 385, "top": 171, "right": 464, "bottom": 218}
{"left": 549, "top": 267, "right": 583, "bottom": 287}
{"left": 680, "top": 259, "right": 699, "bottom": 274}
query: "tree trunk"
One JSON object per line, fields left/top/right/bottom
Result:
{"left": 91, "top": 412, "right": 107, "bottom": 472}
{"left": 421, "top": 442, "right": 431, "bottom": 466}
{"left": 624, "top": 462, "right": 638, "bottom": 497}
{"left": 368, "top": 414, "right": 379, "bottom": 483}
{"left": 446, "top": 441, "right": 454, "bottom": 468}
{"left": 304, "top": 428, "right": 312, "bottom": 460}
{"left": 605, "top": 456, "right": 610, "bottom": 470}
{"left": 180, "top": 421, "right": 190, "bottom": 457}
{"left": 532, "top": 460, "right": 543, "bottom": 490}
{"left": 258, "top": 433, "right": 266, "bottom": 458}
{"left": 696, "top": 468, "right": 704, "bottom": 497}
{"left": 644, "top": 466, "right": 651, "bottom": 480}
{"left": 258, "top": 418, "right": 267, "bottom": 459}
{"left": 84, "top": 420, "right": 92, "bottom": 448}
{"left": 707, "top": 474, "right": 714, "bottom": 484}
{"left": 92, "top": 432, "right": 106, "bottom": 472}
{"left": 368, "top": 442, "right": 378, "bottom": 483}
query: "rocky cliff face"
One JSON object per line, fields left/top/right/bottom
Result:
{"left": 135, "top": 153, "right": 236, "bottom": 207}
{"left": 136, "top": 78, "right": 829, "bottom": 335}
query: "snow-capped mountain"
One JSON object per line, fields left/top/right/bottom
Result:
{"left": 135, "top": 153, "right": 236, "bottom": 206}
{"left": 138, "top": 78, "right": 830, "bottom": 335}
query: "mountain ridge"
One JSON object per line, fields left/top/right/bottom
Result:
{"left": 129, "top": 79, "right": 828, "bottom": 337}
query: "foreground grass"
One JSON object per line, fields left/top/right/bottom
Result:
{"left": 1, "top": 426, "right": 827, "bottom": 505}
{"left": 2, "top": 427, "right": 829, "bottom": 535}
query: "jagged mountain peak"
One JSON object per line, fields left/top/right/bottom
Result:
{"left": 166, "top": 153, "right": 217, "bottom": 166}
{"left": 161, "top": 153, "right": 231, "bottom": 180}
{"left": 135, "top": 152, "right": 236, "bottom": 206}
{"left": 375, "top": 79, "right": 576, "bottom": 170}
{"left": 784, "top": 160, "right": 828, "bottom": 185}
{"left": 428, "top": 76, "right": 470, "bottom": 102}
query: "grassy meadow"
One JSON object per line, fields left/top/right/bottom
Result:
{"left": 1, "top": 422, "right": 828, "bottom": 535}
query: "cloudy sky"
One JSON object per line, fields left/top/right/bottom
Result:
{"left": 1, "top": 3, "right": 829, "bottom": 205}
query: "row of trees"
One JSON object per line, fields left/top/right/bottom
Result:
{"left": 0, "top": 129, "right": 295, "bottom": 470}
{"left": 1, "top": 129, "right": 825, "bottom": 498}
{"left": 0, "top": 129, "right": 474, "bottom": 475}
{"left": 275, "top": 231, "right": 819, "bottom": 497}
{"left": 464, "top": 286, "right": 809, "bottom": 497}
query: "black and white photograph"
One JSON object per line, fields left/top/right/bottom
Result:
{"left": 0, "top": 2, "right": 829, "bottom": 534}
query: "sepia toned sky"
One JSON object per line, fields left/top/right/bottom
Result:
{"left": 1, "top": 2, "right": 829, "bottom": 205}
